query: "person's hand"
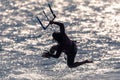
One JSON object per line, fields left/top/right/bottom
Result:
{"left": 49, "top": 20, "right": 54, "bottom": 24}
{"left": 42, "top": 51, "right": 51, "bottom": 58}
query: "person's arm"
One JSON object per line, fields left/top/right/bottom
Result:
{"left": 50, "top": 21, "right": 65, "bottom": 34}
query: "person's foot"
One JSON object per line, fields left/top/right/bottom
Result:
{"left": 84, "top": 60, "right": 93, "bottom": 63}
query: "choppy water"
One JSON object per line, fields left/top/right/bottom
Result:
{"left": 0, "top": 0, "right": 120, "bottom": 80}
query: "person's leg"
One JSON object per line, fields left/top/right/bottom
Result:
{"left": 67, "top": 42, "right": 93, "bottom": 68}
{"left": 67, "top": 53, "right": 93, "bottom": 68}
{"left": 67, "top": 53, "right": 76, "bottom": 68}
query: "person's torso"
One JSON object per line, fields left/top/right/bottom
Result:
{"left": 59, "top": 34, "right": 77, "bottom": 54}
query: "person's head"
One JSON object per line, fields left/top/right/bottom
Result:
{"left": 52, "top": 32, "right": 63, "bottom": 43}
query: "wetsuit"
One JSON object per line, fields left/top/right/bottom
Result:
{"left": 48, "top": 21, "right": 92, "bottom": 68}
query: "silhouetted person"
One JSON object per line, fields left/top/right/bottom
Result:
{"left": 42, "top": 21, "right": 93, "bottom": 68}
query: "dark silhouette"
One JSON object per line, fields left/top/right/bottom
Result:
{"left": 42, "top": 21, "right": 93, "bottom": 68}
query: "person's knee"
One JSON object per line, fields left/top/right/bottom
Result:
{"left": 67, "top": 63, "right": 74, "bottom": 68}
{"left": 68, "top": 65, "right": 75, "bottom": 68}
